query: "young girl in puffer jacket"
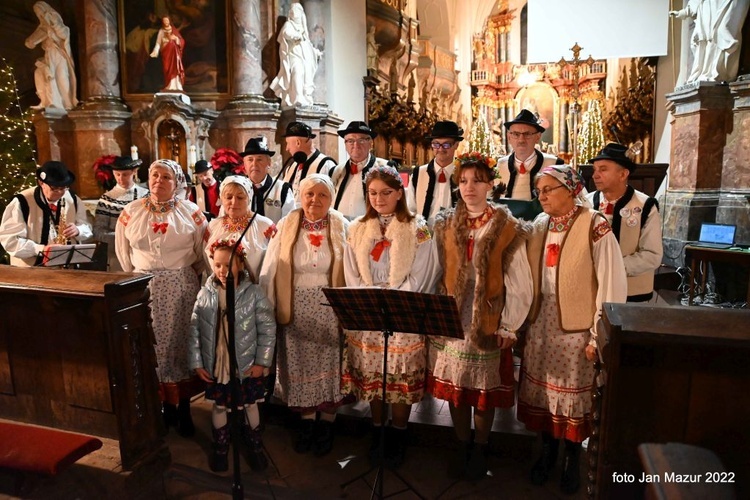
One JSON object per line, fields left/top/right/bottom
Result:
{"left": 188, "top": 238, "right": 276, "bottom": 472}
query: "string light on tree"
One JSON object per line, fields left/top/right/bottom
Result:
{"left": 0, "top": 58, "right": 37, "bottom": 213}
{"left": 577, "top": 99, "right": 605, "bottom": 166}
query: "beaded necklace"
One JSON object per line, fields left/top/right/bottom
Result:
{"left": 465, "top": 205, "right": 494, "bottom": 260}
{"left": 548, "top": 205, "right": 579, "bottom": 232}
{"left": 302, "top": 216, "right": 328, "bottom": 232}
{"left": 144, "top": 197, "right": 176, "bottom": 215}
{"left": 222, "top": 214, "right": 251, "bottom": 233}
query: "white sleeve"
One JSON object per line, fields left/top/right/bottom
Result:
{"left": 259, "top": 218, "right": 285, "bottom": 308}
{"left": 281, "top": 186, "right": 296, "bottom": 218}
{"left": 623, "top": 205, "right": 663, "bottom": 277}
{"left": 115, "top": 209, "right": 133, "bottom": 272}
{"left": 73, "top": 196, "right": 93, "bottom": 242}
{"left": 500, "top": 244, "right": 533, "bottom": 332}
{"left": 0, "top": 199, "right": 45, "bottom": 260}
{"left": 343, "top": 244, "right": 365, "bottom": 287}
{"left": 398, "top": 238, "right": 441, "bottom": 293}
{"left": 591, "top": 229, "right": 628, "bottom": 345}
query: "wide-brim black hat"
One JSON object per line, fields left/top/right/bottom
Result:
{"left": 239, "top": 137, "right": 276, "bottom": 157}
{"left": 504, "top": 109, "right": 545, "bottom": 133}
{"left": 193, "top": 159, "right": 211, "bottom": 174}
{"left": 589, "top": 143, "right": 637, "bottom": 172}
{"left": 112, "top": 156, "right": 143, "bottom": 170}
{"left": 36, "top": 161, "right": 75, "bottom": 187}
{"left": 337, "top": 121, "right": 377, "bottom": 139}
{"left": 282, "top": 121, "right": 316, "bottom": 139}
{"left": 425, "top": 120, "right": 464, "bottom": 141}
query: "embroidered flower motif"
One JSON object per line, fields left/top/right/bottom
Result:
{"left": 263, "top": 224, "right": 278, "bottom": 240}
{"left": 453, "top": 152, "right": 497, "bottom": 179}
{"left": 118, "top": 211, "right": 131, "bottom": 227}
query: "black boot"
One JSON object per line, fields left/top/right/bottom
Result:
{"left": 209, "top": 424, "right": 230, "bottom": 472}
{"left": 176, "top": 398, "right": 195, "bottom": 437}
{"left": 560, "top": 440, "right": 581, "bottom": 495}
{"left": 530, "top": 432, "right": 559, "bottom": 485}
{"left": 384, "top": 427, "right": 408, "bottom": 469}
{"left": 162, "top": 402, "right": 178, "bottom": 429}
{"left": 294, "top": 418, "right": 315, "bottom": 454}
{"left": 312, "top": 420, "right": 335, "bottom": 457}
{"left": 465, "top": 442, "right": 489, "bottom": 481}
{"left": 242, "top": 425, "right": 268, "bottom": 471}
{"left": 368, "top": 425, "right": 383, "bottom": 466}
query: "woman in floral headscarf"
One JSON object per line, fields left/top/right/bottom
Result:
{"left": 428, "top": 152, "right": 533, "bottom": 480}
{"left": 518, "top": 165, "right": 626, "bottom": 495}
{"left": 116, "top": 159, "right": 208, "bottom": 437}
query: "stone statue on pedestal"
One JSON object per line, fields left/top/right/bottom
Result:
{"left": 670, "top": 0, "right": 750, "bottom": 83}
{"left": 270, "top": 3, "right": 321, "bottom": 108}
{"left": 25, "top": 1, "right": 78, "bottom": 110}
{"left": 366, "top": 26, "right": 379, "bottom": 75}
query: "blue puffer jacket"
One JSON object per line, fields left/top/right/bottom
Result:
{"left": 188, "top": 273, "right": 276, "bottom": 376}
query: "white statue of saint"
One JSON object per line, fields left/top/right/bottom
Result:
{"left": 670, "top": 0, "right": 750, "bottom": 83}
{"left": 270, "top": 3, "right": 322, "bottom": 108}
{"left": 25, "top": 1, "right": 78, "bottom": 110}
{"left": 366, "top": 25, "right": 379, "bottom": 74}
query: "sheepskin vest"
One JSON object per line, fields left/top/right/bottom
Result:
{"left": 274, "top": 208, "right": 347, "bottom": 325}
{"left": 347, "top": 215, "right": 429, "bottom": 288}
{"left": 434, "top": 201, "right": 530, "bottom": 351}
{"left": 527, "top": 208, "right": 600, "bottom": 332}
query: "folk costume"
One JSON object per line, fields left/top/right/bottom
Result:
{"left": 428, "top": 201, "right": 533, "bottom": 410}
{"left": 330, "top": 153, "right": 389, "bottom": 220}
{"left": 249, "top": 173, "right": 295, "bottom": 224}
{"left": 518, "top": 207, "right": 627, "bottom": 443}
{"left": 189, "top": 160, "right": 221, "bottom": 219}
{"left": 259, "top": 208, "right": 351, "bottom": 412}
{"left": 496, "top": 150, "right": 563, "bottom": 200}
{"left": 341, "top": 214, "right": 439, "bottom": 404}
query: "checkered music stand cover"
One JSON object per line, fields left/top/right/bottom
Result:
{"left": 321, "top": 287, "right": 464, "bottom": 339}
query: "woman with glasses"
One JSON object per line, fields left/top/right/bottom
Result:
{"left": 518, "top": 165, "right": 626, "bottom": 495}
{"left": 428, "top": 152, "right": 533, "bottom": 480}
{"left": 342, "top": 164, "right": 439, "bottom": 468}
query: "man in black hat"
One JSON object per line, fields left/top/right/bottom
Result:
{"left": 93, "top": 155, "right": 148, "bottom": 271}
{"left": 0, "top": 161, "right": 93, "bottom": 266}
{"left": 497, "top": 109, "right": 563, "bottom": 200}
{"left": 280, "top": 121, "right": 336, "bottom": 203}
{"left": 188, "top": 160, "right": 221, "bottom": 220}
{"left": 240, "top": 137, "right": 295, "bottom": 223}
{"left": 330, "top": 121, "right": 388, "bottom": 219}
{"left": 407, "top": 120, "right": 463, "bottom": 226}
{"left": 586, "top": 143, "right": 663, "bottom": 302}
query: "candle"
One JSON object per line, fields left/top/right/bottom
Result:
{"left": 130, "top": 145, "right": 138, "bottom": 160}
{"left": 188, "top": 145, "right": 197, "bottom": 167}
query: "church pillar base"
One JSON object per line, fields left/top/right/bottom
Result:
{"left": 276, "top": 107, "right": 344, "bottom": 164}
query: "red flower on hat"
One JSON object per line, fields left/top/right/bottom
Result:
{"left": 92, "top": 154, "right": 117, "bottom": 190}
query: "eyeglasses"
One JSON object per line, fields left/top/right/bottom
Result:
{"left": 46, "top": 185, "right": 69, "bottom": 192}
{"left": 344, "top": 138, "right": 372, "bottom": 146}
{"left": 508, "top": 131, "right": 540, "bottom": 139}
{"left": 431, "top": 142, "right": 455, "bottom": 150}
{"left": 533, "top": 185, "right": 566, "bottom": 197}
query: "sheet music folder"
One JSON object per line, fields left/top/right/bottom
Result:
{"left": 321, "top": 287, "right": 464, "bottom": 339}
{"left": 41, "top": 244, "right": 97, "bottom": 267}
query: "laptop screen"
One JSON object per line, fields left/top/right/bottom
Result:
{"left": 698, "top": 223, "right": 736, "bottom": 245}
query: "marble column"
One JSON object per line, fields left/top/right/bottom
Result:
{"left": 81, "top": 0, "right": 126, "bottom": 109}
{"left": 230, "top": 0, "right": 265, "bottom": 103}
{"left": 302, "top": 0, "right": 327, "bottom": 106}
{"left": 718, "top": 78, "right": 750, "bottom": 245}
{"left": 662, "top": 81, "right": 734, "bottom": 266}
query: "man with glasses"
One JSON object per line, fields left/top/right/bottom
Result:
{"left": 0, "top": 161, "right": 92, "bottom": 266}
{"left": 497, "top": 109, "right": 563, "bottom": 200}
{"left": 407, "top": 121, "right": 463, "bottom": 227}
{"left": 280, "top": 121, "right": 337, "bottom": 203}
{"left": 331, "top": 121, "right": 388, "bottom": 219}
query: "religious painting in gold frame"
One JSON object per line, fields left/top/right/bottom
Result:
{"left": 118, "top": 0, "right": 230, "bottom": 98}
{"left": 514, "top": 82, "right": 559, "bottom": 149}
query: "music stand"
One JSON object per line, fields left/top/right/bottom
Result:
{"left": 41, "top": 243, "right": 97, "bottom": 268}
{"left": 322, "top": 287, "right": 463, "bottom": 500}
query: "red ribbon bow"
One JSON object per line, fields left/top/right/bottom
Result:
{"left": 518, "top": 162, "right": 527, "bottom": 174}
{"left": 308, "top": 233, "right": 324, "bottom": 247}
{"left": 49, "top": 204, "right": 57, "bottom": 212}
{"left": 545, "top": 243, "right": 560, "bottom": 267}
{"left": 438, "top": 169, "right": 447, "bottom": 183}
{"left": 152, "top": 222, "right": 169, "bottom": 234}
{"left": 370, "top": 239, "right": 391, "bottom": 262}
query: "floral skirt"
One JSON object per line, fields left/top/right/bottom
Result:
{"left": 341, "top": 330, "right": 426, "bottom": 404}
{"left": 517, "top": 297, "right": 595, "bottom": 442}
{"left": 205, "top": 376, "right": 267, "bottom": 407}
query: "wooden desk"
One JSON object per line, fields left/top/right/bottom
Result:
{"left": 0, "top": 266, "right": 167, "bottom": 471}
{"left": 593, "top": 304, "right": 750, "bottom": 499}
{"left": 684, "top": 245, "right": 750, "bottom": 305}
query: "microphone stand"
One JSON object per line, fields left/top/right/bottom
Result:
{"left": 224, "top": 164, "right": 289, "bottom": 499}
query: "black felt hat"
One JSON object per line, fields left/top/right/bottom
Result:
{"left": 337, "top": 121, "right": 377, "bottom": 139}
{"left": 504, "top": 109, "right": 545, "bottom": 133}
{"left": 589, "top": 143, "right": 637, "bottom": 172}
{"left": 36, "top": 161, "right": 75, "bottom": 187}
{"left": 193, "top": 159, "right": 211, "bottom": 174}
{"left": 112, "top": 156, "right": 143, "bottom": 171}
{"left": 425, "top": 121, "right": 464, "bottom": 141}
{"left": 282, "top": 121, "right": 316, "bottom": 139}
{"left": 239, "top": 137, "right": 276, "bottom": 157}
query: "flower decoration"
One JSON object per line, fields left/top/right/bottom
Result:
{"left": 92, "top": 154, "right": 117, "bottom": 190}
{"left": 210, "top": 148, "right": 244, "bottom": 184}
{"left": 209, "top": 237, "right": 247, "bottom": 260}
{"left": 453, "top": 152, "right": 498, "bottom": 180}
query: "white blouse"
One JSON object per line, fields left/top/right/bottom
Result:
{"left": 205, "top": 213, "right": 275, "bottom": 282}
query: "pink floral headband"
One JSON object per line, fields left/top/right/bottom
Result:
{"left": 209, "top": 238, "right": 246, "bottom": 260}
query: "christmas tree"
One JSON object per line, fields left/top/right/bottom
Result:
{"left": 577, "top": 99, "right": 605, "bottom": 165}
{"left": 468, "top": 111, "right": 496, "bottom": 158}
{"left": 0, "top": 59, "right": 37, "bottom": 214}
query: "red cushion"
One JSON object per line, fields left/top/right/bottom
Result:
{"left": 0, "top": 422, "right": 103, "bottom": 475}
